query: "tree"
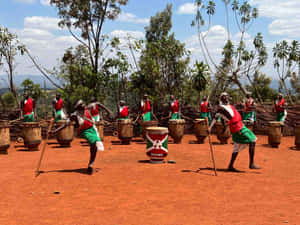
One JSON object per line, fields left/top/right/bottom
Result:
{"left": 273, "top": 40, "right": 299, "bottom": 103}
{"left": 1, "top": 91, "right": 16, "bottom": 109}
{"left": 132, "top": 4, "right": 190, "bottom": 108}
{"left": 0, "top": 26, "right": 25, "bottom": 102}
{"left": 50, "top": 0, "right": 128, "bottom": 74}
{"left": 21, "top": 78, "right": 45, "bottom": 102}
{"left": 191, "top": 61, "right": 210, "bottom": 101}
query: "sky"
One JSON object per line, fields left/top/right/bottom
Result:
{"left": 0, "top": 0, "right": 299, "bottom": 78}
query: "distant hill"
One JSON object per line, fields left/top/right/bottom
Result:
{"left": 0, "top": 75, "right": 61, "bottom": 89}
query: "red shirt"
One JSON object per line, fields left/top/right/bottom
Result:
{"left": 119, "top": 106, "right": 129, "bottom": 118}
{"left": 90, "top": 104, "right": 99, "bottom": 117}
{"left": 244, "top": 97, "right": 254, "bottom": 112}
{"left": 275, "top": 99, "right": 285, "bottom": 113}
{"left": 55, "top": 98, "right": 63, "bottom": 110}
{"left": 171, "top": 100, "right": 179, "bottom": 113}
{"left": 141, "top": 100, "right": 151, "bottom": 114}
{"left": 200, "top": 101, "right": 209, "bottom": 113}
{"left": 78, "top": 108, "right": 94, "bottom": 134}
{"left": 23, "top": 98, "right": 33, "bottom": 115}
{"left": 228, "top": 105, "right": 244, "bottom": 133}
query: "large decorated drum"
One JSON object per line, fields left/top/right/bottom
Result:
{"left": 268, "top": 121, "right": 281, "bottom": 148}
{"left": 141, "top": 120, "right": 158, "bottom": 139}
{"left": 295, "top": 125, "right": 300, "bottom": 150}
{"left": 56, "top": 120, "right": 74, "bottom": 147}
{"left": 95, "top": 121, "right": 104, "bottom": 141}
{"left": 215, "top": 121, "right": 231, "bottom": 144}
{"left": 168, "top": 119, "right": 185, "bottom": 143}
{"left": 194, "top": 119, "right": 208, "bottom": 144}
{"left": 118, "top": 119, "right": 133, "bottom": 144}
{"left": 146, "top": 127, "right": 168, "bottom": 164}
{"left": 0, "top": 121, "right": 10, "bottom": 154}
{"left": 23, "top": 122, "right": 41, "bottom": 150}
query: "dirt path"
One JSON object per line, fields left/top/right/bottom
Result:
{"left": 0, "top": 135, "right": 299, "bottom": 225}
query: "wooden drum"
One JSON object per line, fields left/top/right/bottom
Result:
{"left": 295, "top": 125, "right": 300, "bottom": 150}
{"left": 243, "top": 120, "right": 254, "bottom": 132}
{"left": 95, "top": 121, "right": 104, "bottom": 141}
{"left": 0, "top": 121, "right": 10, "bottom": 154}
{"left": 146, "top": 127, "right": 168, "bottom": 164}
{"left": 168, "top": 119, "right": 185, "bottom": 144}
{"left": 215, "top": 121, "right": 231, "bottom": 144}
{"left": 268, "top": 121, "right": 281, "bottom": 148}
{"left": 23, "top": 122, "right": 41, "bottom": 150}
{"left": 141, "top": 120, "right": 158, "bottom": 139}
{"left": 194, "top": 119, "right": 208, "bottom": 144}
{"left": 56, "top": 120, "right": 74, "bottom": 147}
{"left": 118, "top": 119, "right": 133, "bottom": 144}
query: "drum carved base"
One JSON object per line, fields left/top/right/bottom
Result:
{"left": 57, "top": 139, "right": 73, "bottom": 147}
{"left": 196, "top": 136, "right": 206, "bottom": 144}
{"left": 24, "top": 140, "right": 41, "bottom": 151}
{"left": 0, "top": 144, "right": 9, "bottom": 154}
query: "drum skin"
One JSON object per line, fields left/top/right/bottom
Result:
{"left": 194, "top": 119, "right": 208, "bottom": 144}
{"left": 141, "top": 120, "right": 158, "bottom": 139}
{"left": 23, "top": 122, "right": 41, "bottom": 150}
{"left": 95, "top": 121, "right": 104, "bottom": 141}
{"left": 215, "top": 121, "right": 231, "bottom": 144}
{"left": 168, "top": 119, "right": 185, "bottom": 144}
{"left": 118, "top": 119, "right": 133, "bottom": 144}
{"left": 268, "top": 121, "right": 281, "bottom": 148}
{"left": 56, "top": 120, "right": 74, "bottom": 147}
{"left": 0, "top": 121, "right": 10, "bottom": 154}
{"left": 295, "top": 125, "right": 300, "bottom": 150}
{"left": 243, "top": 120, "right": 254, "bottom": 132}
{"left": 146, "top": 127, "right": 168, "bottom": 163}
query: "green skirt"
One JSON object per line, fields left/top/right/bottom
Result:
{"left": 171, "top": 112, "right": 181, "bottom": 120}
{"left": 80, "top": 127, "right": 101, "bottom": 145}
{"left": 243, "top": 111, "right": 256, "bottom": 121}
{"left": 200, "top": 112, "right": 212, "bottom": 125}
{"left": 92, "top": 115, "right": 100, "bottom": 122}
{"left": 276, "top": 112, "right": 286, "bottom": 122}
{"left": 142, "top": 111, "right": 151, "bottom": 121}
{"left": 24, "top": 112, "right": 34, "bottom": 122}
{"left": 232, "top": 126, "right": 256, "bottom": 144}
{"left": 118, "top": 117, "right": 129, "bottom": 120}
{"left": 55, "top": 110, "right": 62, "bottom": 122}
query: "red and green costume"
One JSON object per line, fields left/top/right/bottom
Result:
{"left": 275, "top": 98, "right": 287, "bottom": 122}
{"left": 90, "top": 104, "right": 100, "bottom": 122}
{"left": 200, "top": 101, "right": 212, "bottom": 124}
{"left": 171, "top": 99, "right": 181, "bottom": 119}
{"left": 243, "top": 97, "right": 256, "bottom": 122}
{"left": 141, "top": 100, "right": 152, "bottom": 121}
{"left": 23, "top": 98, "right": 34, "bottom": 122}
{"left": 119, "top": 106, "right": 129, "bottom": 120}
{"left": 54, "top": 98, "right": 65, "bottom": 122}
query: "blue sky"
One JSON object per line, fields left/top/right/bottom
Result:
{"left": 0, "top": 0, "right": 299, "bottom": 77}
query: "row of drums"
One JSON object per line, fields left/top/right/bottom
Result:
{"left": 0, "top": 119, "right": 300, "bottom": 154}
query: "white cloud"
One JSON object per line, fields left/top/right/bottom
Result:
{"left": 40, "top": 0, "right": 50, "bottom": 6}
{"left": 14, "top": 0, "right": 36, "bottom": 4}
{"left": 177, "top": 3, "right": 197, "bottom": 15}
{"left": 24, "top": 16, "right": 61, "bottom": 31}
{"left": 110, "top": 30, "right": 144, "bottom": 40}
{"left": 117, "top": 12, "right": 149, "bottom": 25}
{"left": 249, "top": 0, "right": 300, "bottom": 38}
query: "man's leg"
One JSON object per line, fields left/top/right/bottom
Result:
{"left": 88, "top": 143, "right": 98, "bottom": 174}
{"left": 249, "top": 142, "right": 260, "bottom": 169}
{"left": 228, "top": 152, "right": 239, "bottom": 171}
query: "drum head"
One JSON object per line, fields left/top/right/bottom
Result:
{"left": 169, "top": 119, "right": 185, "bottom": 124}
{"left": 146, "top": 126, "right": 168, "bottom": 134}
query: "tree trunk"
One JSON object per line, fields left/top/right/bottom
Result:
{"left": 281, "top": 79, "right": 294, "bottom": 104}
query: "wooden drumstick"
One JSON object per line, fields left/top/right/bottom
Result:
{"left": 35, "top": 118, "right": 54, "bottom": 177}
{"left": 206, "top": 117, "right": 217, "bottom": 176}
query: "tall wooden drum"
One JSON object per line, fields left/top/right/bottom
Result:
{"left": 146, "top": 127, "right": 168, "bottom": 164}
{"left": 215, "top": 121, "right": 231, "bottom": 144}
{"left": 294, "top": 125, "right": 300, "bottom": 150}
{"left": 95, "top": 121, "right": 104, "bottom": 141}
{"left": 141, "top": 120, "right": 158, "bottom": 139}
{"left": 0, "top": 121, "right": 10, "bottom": 154}
{"left": 118, "top": 119, "right": 133, "bottom": 144}
{"left": 168, "top": 119, "right": 185, "bottom": 144}
{"left": 194, "top": 119, "right": 208, "bottom": 144}
{"left": 56, "top": 120, "right": 74, "bottom": 147}
{"left": 243, "top": 120, "right": 254, "bottom": 132}
{"left": 268, "top": 121, "right": 281, "bottom": 148}
{"left": 23, "top": 122, "right": 41, "bottom": 150}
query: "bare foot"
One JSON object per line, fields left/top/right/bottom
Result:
{"left": 227, "top": 167, "right": 240, "bottom": 172}
{"left": 249, "top": 164, "right": 260, "bottom": 169}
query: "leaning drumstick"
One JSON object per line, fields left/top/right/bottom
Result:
{"left": 35, "top": 118, "right": 54, "bottom": 177}
{"left": 206, "top": 117, "right": 217, "bottom": 176}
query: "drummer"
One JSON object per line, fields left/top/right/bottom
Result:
{"left": 88, "top": 97, "right": 113, "bottom": 122}
{"left": 274, "top": 93, "right": 287, "bottom": 123}
{"left": 242, "top": 92, "right": 256, "bottom": 123}
{"left": 21, "top": 92, "right": 35, "bottom": 122}
{"left": 50, "top": 100, "right": 110, "bottom": 175}
{"left": 52, "top": 93, "right": 67, "bottom": 122}
{"left": 199, "top": 96, "right": 212, "bottom": 125}
{"left": 137, "top": 94, "right": 158, "bottom": 121}
{"left": 209, "top": 92, "right": 260, "bottom": 172}
{"left": 118, "top": 100, "right": 129, "bottom": 120}
{"left": 164, "top": 95, "right": 181, "bottom": 120}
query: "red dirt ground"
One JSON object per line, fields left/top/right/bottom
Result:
{"left": 0, "top": 134, "right": 299, "bottom": 225}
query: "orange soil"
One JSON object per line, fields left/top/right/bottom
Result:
{"left": 0, "top": 134, "right": 299, "bottom": 225}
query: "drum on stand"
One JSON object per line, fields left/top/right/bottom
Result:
{"left": 141, "top": 120, "right": 158, "bottom": 140}
{"left": 194, "top": 119, "right": 208, "bottom": 144}
{"left": 294, "top": 125, "right": 300, "bottom": 150}
{"left": 215, "top": 121, "right": 231, "bottom": 144}
{"left": 0, "top": 121, "right": 10, "bottom": 154}
{"left": 56, "top": 120, "right": 74, "bottom": 147}
{"left": 95, "top": 121, "right": 104, "bottom": 141}
{"left": 168, "top": 119, "right": 185, "bottom": 144}
{"left": 268, "top": 121, "right": 281, "bottom": 148}
{"left": 22, "top": 122, "right": 41, "bottom": 150}
{"left": 146, "top": 127, "right": 168, "bottom": 164}
{"left": 243, "top": 120, "right": 254, "bottom": 132}
{"left": 118, "top": 119, "right": 133, "bottom": 144}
